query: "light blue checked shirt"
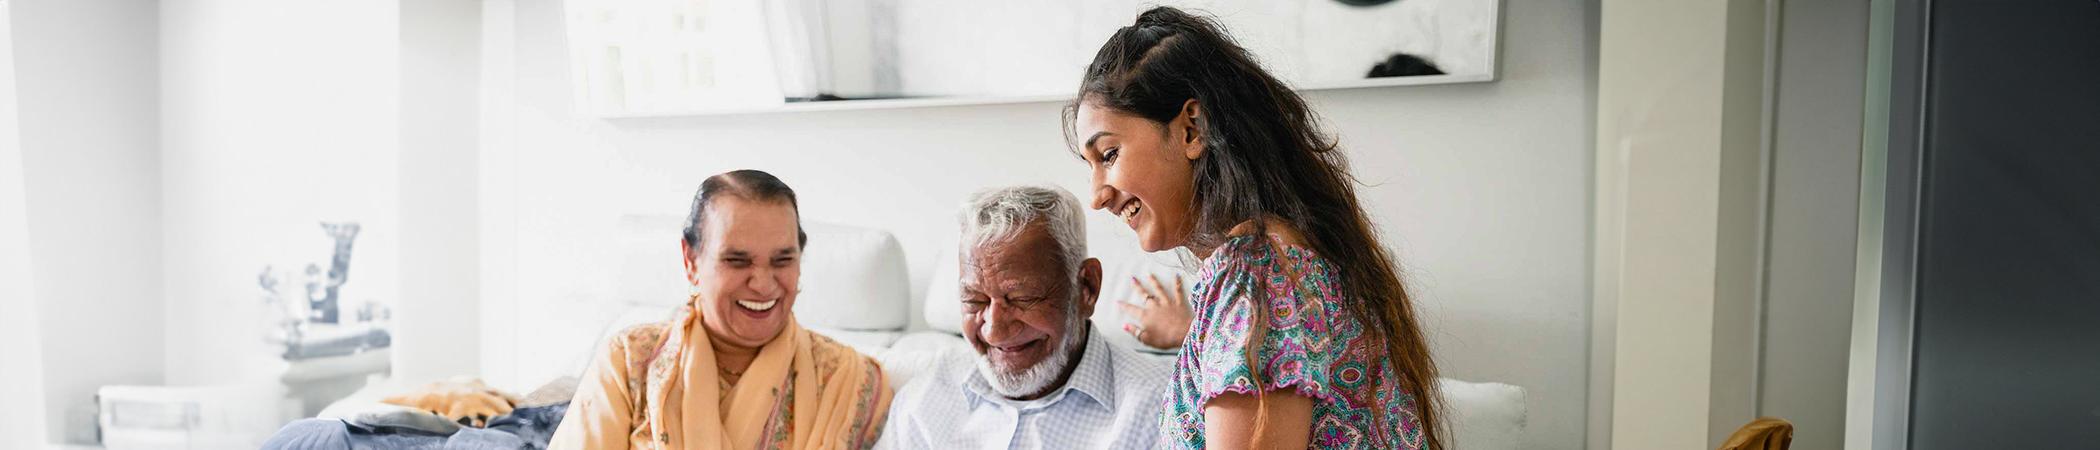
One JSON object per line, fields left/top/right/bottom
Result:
{"left": 875, "top": 324, "right": 1172, "bottom": 450}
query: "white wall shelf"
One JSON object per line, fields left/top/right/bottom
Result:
{"left": 598, "top": 73, "right": 1497, "bottom": 119}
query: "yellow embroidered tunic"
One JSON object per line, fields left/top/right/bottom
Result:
{"left": 551, "top": 306, "right": 891, "bottom": 450}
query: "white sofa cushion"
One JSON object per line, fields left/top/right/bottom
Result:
{"left": 921, "top": 238, "right": 965, "bottom": 334}
{"left": 612, "top": 214, "right": 694, "bottom": 307}
{"left": 1440, "top": 379, "right": 1529, "bottom": 450}
{"left": 794, "top": 223, "right": 912, "bottom": 330}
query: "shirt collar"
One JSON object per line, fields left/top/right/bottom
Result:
{"left": 963, "top": 323, "right": 1118, "bottom": 411}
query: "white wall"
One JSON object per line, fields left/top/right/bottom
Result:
{"left": 0, "top": 3, "right": 54, "bottom": 448}
{"left": 159, "top": 0, "right": 401, "bottom": 387}
{"left": 1593, "top": 0, "right": 1770, "bottom": 448}
{"left": 159, "top": 0, "right": 494, "bottom": 400}
{"left": 11, "top": 0, "right": 165, "bottom": 443}
{"left": 484, "top": 0, "right": 1594, "bottom": 448}
{"left": 397, "top": 0, "right": 483, "bottom": 384}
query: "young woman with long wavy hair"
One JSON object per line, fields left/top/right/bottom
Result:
{"left": 1067, "top": 7, "right": 1447, "bottom": 450}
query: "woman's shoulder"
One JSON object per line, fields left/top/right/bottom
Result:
{"left": 1199, "top": 221, "right": 1351, "bottom": 334}
{"left": 1211, "top": 219, "right": 1322, "bottom": 263}
{"left": 804, "top": 330, "right": 886, "bottom": 380}
{"left": 594, "top": 322, "right": 677, "bottom": 379}
{"left": 1225, "top": 217, "right": 1311, "bottom": 249}
{"left": 612, "top": 322, "right": 674, "bottom": 352}
{"left": 1207, "top": 225, "right": 1334, "bottom": 284}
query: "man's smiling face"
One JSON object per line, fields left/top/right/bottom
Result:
{"left": 959, "top": 221, "right": 1098, "bottom": 398}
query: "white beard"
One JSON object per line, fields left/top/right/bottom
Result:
{"left": 975, "top": 318, "right": 1089, "bottom": 399}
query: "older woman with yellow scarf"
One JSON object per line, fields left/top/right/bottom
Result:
{"left": 552, "top": 170, "right": 892, "bottom": 450}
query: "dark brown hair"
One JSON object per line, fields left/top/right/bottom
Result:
{"left": 1063, "top": 6, "right": 1446, "bottom": 449}
{"left": 682, "top": 169, "right": 808, "bottom": 255}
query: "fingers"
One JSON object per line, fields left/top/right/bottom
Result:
{"left": 1119, "top": 301, "right": 1145, "bottom": 317}
{"left": 1133, "top": 273, "right": 1188, "bottom": 309}
{"left": 1121, "top": 322, "right": 1143, "bottom": 339}
{"left": 1131, "top": 277, "right": 1157, "bottom": 305}
{"left": 1147, "top": 274, "right": 1169, "bottom": 303}
{"left": 1174, "top": 275, "right": 1186, "bottom": 304}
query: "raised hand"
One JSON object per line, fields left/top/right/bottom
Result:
{"left": 1118, "top": 274, "right": 1193, "bottom": 350}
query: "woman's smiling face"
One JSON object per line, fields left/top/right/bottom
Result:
{"left": 681, "top": 196, "right": 803, "bottom": 350}
{"left": 1075, "top": 100, "right": 1203, "bottom": 252}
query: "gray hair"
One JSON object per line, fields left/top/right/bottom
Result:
{"left": 959, "top": 185, "right": 1088, "bottom": 284}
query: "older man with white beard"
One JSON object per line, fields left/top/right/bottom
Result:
{"left": 876, "top": 186, "right": 1171, "bottom": 450}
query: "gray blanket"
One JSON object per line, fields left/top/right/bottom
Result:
{"left": 262, "top": 402, "right": 567, "bottom": 450}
